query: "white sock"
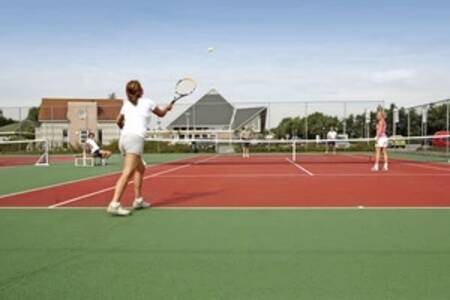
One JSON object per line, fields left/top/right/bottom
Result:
{"left": 110, "top": 201, "right": 120, "bottom": 208}
{"left": 134, "top": 197, "right": 143, "bottom": 203}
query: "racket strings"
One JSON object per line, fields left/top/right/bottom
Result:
{"left": 175, "top": 78, "right": 197, "bottom": 96}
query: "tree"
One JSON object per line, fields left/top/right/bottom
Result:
{"left": 272, "top": 102, "right": 448, "bottom": 140}
{"left": 26, "top": 107, "right": 40, "bottom": 122}
{"left": 428, "top": 104, "right": 447, "bottom": 134}
{"left": 0, "top": 109, "right": 15, "bottom": 127}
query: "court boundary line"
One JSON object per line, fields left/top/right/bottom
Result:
{"left": 341, "top": 151, "right": 450, "bottom": 172}
{"left": 2, "top": 206, "right": 450, "bottom": 210}
{"left": 286, "top": 158, "right": 314, "bottom": 176}
{"left": 0, "top": 154, "right": 202, "bottom": 200}
{"left": 404, "top": 162, "right": 450, "bottom": 172}
{"left": 48, "top": 155, "right": 219, "bottom": 209}
{"left": 156, "top": 172, "right": 450, "bottom": 178}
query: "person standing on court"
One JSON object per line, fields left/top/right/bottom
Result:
{"left": 325, "top": 126, "right": 337, "bottom": 155}
{"left": 240, "top": 126, "right": 253, "bottom": 158}
{"left": 107, "top": 80, "right": 174, "bottom": 216}
{"left": 371, "top": 111, "right": 389, "bottom": 172}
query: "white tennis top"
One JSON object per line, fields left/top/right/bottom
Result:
{"left": 120, "top": 98, "right": 157, "bottom": 137}
{"left": 327, "top": 130, "right": 337, "bottom": 140}
{"left": 85, "top": 138, "right": 100, "bottom": 154}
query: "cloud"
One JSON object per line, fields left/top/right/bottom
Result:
{"left": 367, "top": 69, "right": 417, "bottom": 83}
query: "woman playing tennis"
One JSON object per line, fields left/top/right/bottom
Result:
{"left": 371, "top": 111, "right": 389, "bottom": 172}
{"left": 107, "top": 80, "right": 174, "bottom": 216}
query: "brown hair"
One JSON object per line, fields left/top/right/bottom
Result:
{"left": 126, "top": 80, "right": 143, "bottom": 102}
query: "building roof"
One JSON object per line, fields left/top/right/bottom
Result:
{"left": 38, "top": 98, "right": 123, "bottom": 121}
{"left": 167, "top": 89, "right": 267, "bottom": 131}
{"left": 231, "top": 107, "right": 267, "bottom": 129}
{"left": 168, "top": 89, "right": 235, "bottom": 128}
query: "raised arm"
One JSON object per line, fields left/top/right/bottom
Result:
{"left": 152, "top": 102, "right": 174, "bottom": 118}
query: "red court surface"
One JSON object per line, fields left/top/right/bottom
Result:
{"left": 1, "top": 154, "right": 450, "bottom": 208}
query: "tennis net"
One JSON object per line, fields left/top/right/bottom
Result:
{"left": 143, "top": 134, "right": 450, "bottom": 165}
{"left": 0, "top": 139, "right": 49, "bottom": 167}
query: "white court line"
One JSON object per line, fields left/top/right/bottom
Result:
{"left": 310, "top": 173, "right": 450, "bottom": 177}
{"left": 404, "top": 162, "right": 450, "bottom": 172}
{"left": 0, "top": 154, "right": 201, "bottom": 200}
{"left": 286, "top": 158, "right": 314, "bottom": 176}
{"left": 3, "top": 206, "right": 450, "bottom": 210}
{"left": 48, "top": 155, "right": 218, "bottom": 209}
{"left": 157, "top": 172, "right": 450, "bottom": 178}
{"left": 159, "top": 173, "right": 303, "bottom": 178}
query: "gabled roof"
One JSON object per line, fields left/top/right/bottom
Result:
{"left": 38, "top": 98, "right": 123, "bottom": 121}
{"left": 168, "top": 89, "right": 234, "bottom": 128}
{"left": 231, "top": 107, "right": 267, "bottom": 129}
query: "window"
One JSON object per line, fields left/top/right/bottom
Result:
{"left": 62, "top": 129, "right": 68, "bottom": 148}
{"left": 97, "top": 129, "right": 103, "bottom": 145}
{"left": 79, "top": 129, "right": 88, "bottom": 143}
{"left": 78, "top": 109, "right": 87, "bottom": 120}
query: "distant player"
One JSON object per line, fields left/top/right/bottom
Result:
{"left": 107, "top": 80, "right": 174, "bottom": 216}
{"left": 85, "top": 132, "right": 112, "bottom": 166}
{"left": 372, "top": 111, "right": 389, "bottom": 171}
{"left": 325, "top": 126, "right": 337, "bottom": 155}
{"left": 240, "top": 126, "right": 253, "bottom": 158}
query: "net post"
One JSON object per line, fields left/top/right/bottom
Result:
{"left": 83, "top": 145, "right": 87, "bottom": 167}
{"left": 292, "top": 139, "right": 296, "bottom": 161}
{"left": 35, "top": 138, "right": 50, "bottom": 167}
{"left": 44, "top": 138, "right": 49, "bottom": 165}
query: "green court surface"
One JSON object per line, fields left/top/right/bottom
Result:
{"left": 0, "top": 154, "right": 194, "bottom": 196}
{"left": 1, "top": 209, "right": 450, "bottom": 300}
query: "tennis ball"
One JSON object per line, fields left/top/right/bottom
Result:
{"left": 207, "top": 47, "right": 214, "bottom": 53}
{"left": 357, "top": 205, "right": 364, "bottom": 209}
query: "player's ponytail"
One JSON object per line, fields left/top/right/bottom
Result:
{"left": 126, "top": 80, "right": 143, "bottom": 102}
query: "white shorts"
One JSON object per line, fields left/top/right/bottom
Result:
{"left": 119, "top": 134, "right": 144, "bottom": 156}
{"left": 376, "top": 136, "right": 388, "bottom": 148}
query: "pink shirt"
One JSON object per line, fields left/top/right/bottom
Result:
{"left": 376, "top": 121, "right": 387, "bottom": 139}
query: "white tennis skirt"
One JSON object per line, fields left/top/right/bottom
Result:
{"left": 119, "top": 134, "right": 144, "bottom": 155}
{"left": 376, "top": 136, "right": 388, "bottom": 148}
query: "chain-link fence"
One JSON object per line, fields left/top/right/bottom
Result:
{"left": 1, "top": 99, "right": 384, "bottom": 144}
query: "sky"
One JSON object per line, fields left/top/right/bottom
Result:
{"left": 1, "top": 0, "right": 450, "bottom": 108}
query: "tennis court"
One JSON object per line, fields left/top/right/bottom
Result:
{"left": 1, "top": 148, "right": 450, "bottom": 299}
{"left": 1, "top": 152, "right": 449, "bottom": 208}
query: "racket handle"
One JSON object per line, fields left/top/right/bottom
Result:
{"left": 171, "top": 95, "right": 184, "bottom": 104}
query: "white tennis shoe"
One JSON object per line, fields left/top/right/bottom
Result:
{"left": 371, "top": 165, "right": 379, "bottom": 172}
{"left": 133, "top": 197, "right": 151, "bottom": 210}
{"left": 383, "top": 164, "right": 389, "bottom": 171}
{"left": 107, "top": 202, "right": 131, "bottom": 216}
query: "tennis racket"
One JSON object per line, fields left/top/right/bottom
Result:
{"left": 171, "top": 77, "right": 197, "bottom": 104}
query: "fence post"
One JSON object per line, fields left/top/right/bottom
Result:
{"left": 447, "top": 101, "right": 449, "bottom": 156}
{"left": 343, "top": 102, "right": 347, "bottom": 134}
{"left": 304, "top": 103, "right": 308, "bottom": 139}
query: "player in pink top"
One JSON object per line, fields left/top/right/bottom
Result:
{"left": 372, "top": 111, "right": 389, "bottom": 171}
